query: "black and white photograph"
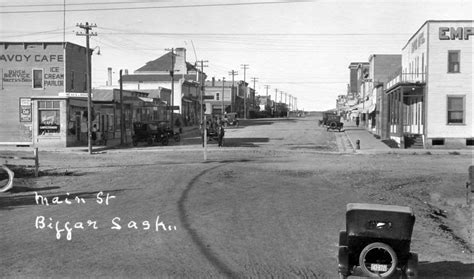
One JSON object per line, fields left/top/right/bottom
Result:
{"left": 0, "top": 0, "right": 473, "bottom": 278}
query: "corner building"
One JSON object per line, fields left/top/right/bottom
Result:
{"left": 385, "top": 20, "right": 473, "bottom": 148}
{"left": 1, "top": 42, "right": 89, "bottom": 146}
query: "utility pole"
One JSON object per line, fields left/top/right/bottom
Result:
{"left": 221, "top": 77, "right": 225, "bottom": 115}
{"left": 289, "top": 94, "right": 292, "bottom": 112}
{"left": 196, "top": 60, "right": 208, "bottom": 161}
{"left": 240, "top": 64, "right": 249, "bottom": 119}
{"left": 251, "top": 77, "right": 258, "bottom": 113}
{"left": 264, "top": 85, "right": 270, "bottom": 98}
{"left": 228, "top": 70, "right": 238, "bottom": 113}
{"left": 119, "top": 70, "right": 124, "bottom": 145}
{"left": 165, "top": 48, "right": 175, "bottom": 131}
{"left": 264, "top": 85, "right": 270, "bottom": 116}
{"left": 274, "top": 88, "right": 278, "bottom": 117}
{"left": 76, "top": 22, "right": 97, "bottom": 155}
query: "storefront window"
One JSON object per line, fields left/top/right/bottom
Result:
{"left": 447, "top": 96, "right": 464, "bottom": 124}
{"left": 38, "top": 101, "right": 60, "bottom": 135}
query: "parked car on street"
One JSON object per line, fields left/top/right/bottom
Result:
{"left": 132, "top": 121, "right": 169, "bottom": 146}
{"left": 321, "top": 112, "right": 344, "bottom": 132}
{"left": 222, "top": 112, "right": 239, "bottom": 128}
{"left": 156, "top": 121, "right": 181, "bottom": 142}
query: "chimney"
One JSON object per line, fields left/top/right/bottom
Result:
{"left": 124, "top": 69, "right": 129, "bottom": 75}
{"left": 107, "top": 67, "right": 112, "bottom": 86}
{"left": 212, "top": 77, "right": 215, "bottom": 87}
{"left": 174, "top": 47, "right": 187, "bottom": 76}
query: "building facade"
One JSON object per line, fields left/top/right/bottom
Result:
{"left": 366, "top": 54, "right": 402, "bottom": 136}
{"left": 0, "top": 41, "right": 90, "bottom": 146}
{"left": 204, "top": 78, "right": 233, "bottom": 115}
{"left": 121, "top": 48, "right": 205, "bottom": 126}
{"left": 386, "top": 20, "right": 473, "bottom": 148}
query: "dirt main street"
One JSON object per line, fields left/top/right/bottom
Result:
{"left": 1, "top": 117, "right": 472, "bottom": 278}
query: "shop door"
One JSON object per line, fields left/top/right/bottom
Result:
{"left": 75, "top": 112, "right": 81, "bottom": 141}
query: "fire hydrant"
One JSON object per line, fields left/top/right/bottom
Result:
{"left": 356, "top": 139, "right": 360, "bottom": 150}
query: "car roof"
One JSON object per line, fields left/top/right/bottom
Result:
{"left": 347, "top": 203, "right": 413, "bottom": 215}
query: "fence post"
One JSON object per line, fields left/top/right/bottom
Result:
{"left": 34, "top": 147, "right": 39, "bottom": 177}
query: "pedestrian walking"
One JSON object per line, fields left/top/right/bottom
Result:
{"left": 91, "top": 124, "right": 98, "bottom": 145}
{"left": 355, "top": 116, "right": 360, "bottom": 127}
{"left": 217, "top": 124, "right": 225, "bottom": 147}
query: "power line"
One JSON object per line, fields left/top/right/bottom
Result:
{"left": 0, "top": 0, "right": 168, "bottom": 8}
{"left": 0, "top": 0, "right": 311, "bottom": 14}
{"left": 96, "top": 29, "right": 412, "bottom": 37}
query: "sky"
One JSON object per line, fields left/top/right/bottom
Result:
{"left": 1, "top": 0, "right": 472, "bottom": 111}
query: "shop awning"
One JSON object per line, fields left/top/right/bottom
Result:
{"left": 365, "top": 104, "right": 376, "bottom": 114}
{"left": 138, "top": 97, "right": 154, "bottom": 103}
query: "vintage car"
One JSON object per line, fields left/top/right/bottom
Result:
{"left": 156, "top": 120, "right": 181, "bottom": 142}
{"left": 338, "top": 203, "right": 418, "bottom": 278}
{"left": 132, "top": 121, "right": 169, "bottom": 146}
{"left": 222, "top": 112, "right": 239, "bottom": 128}
{"left": 323, "top": 113, "right": 344, "bottom": 132}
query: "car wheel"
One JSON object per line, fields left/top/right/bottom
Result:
{"left": 162, "top": 136, "right": 169, "bottom": 146}
{"left": 359, "top": 242, "right": 398, "bottom": 278}
{"left": 174, "top": 133, "right": 181, "bottom": 142}
{"left": 329, "top": 121, "right": 337, "bottom": 129}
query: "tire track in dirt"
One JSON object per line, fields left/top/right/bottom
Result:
{"left": 177, "top": 162, "right": 236, "bottom": 278}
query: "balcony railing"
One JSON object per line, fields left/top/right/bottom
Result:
{"left": 386, "top": 73, "right": 426, "bottom": 90}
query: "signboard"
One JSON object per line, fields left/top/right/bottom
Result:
{"left": 439, "top": 27, "right": 473, "bottom": 40}
{"left": 19, "top": 98, "right": 32, "bottom": 122}
{"left": 58, "top": 92, "right": 90, "bottom": 98}
{"left": 166, "top": 106, "right": 180, "bottom": 110}
{"left": 203, "top": 95, "right": 214, "bottom": 100}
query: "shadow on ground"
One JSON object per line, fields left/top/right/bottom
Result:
{"left": 418, "top": 261, "right": 474, "bottom": 278}
{"left": 238, "top": 118, "right": 297, "bottom": 127}
{"left": 224, "top": 137, "right": 269, "bottom": 147}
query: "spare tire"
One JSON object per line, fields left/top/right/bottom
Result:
{"left": 359, "top": 242, "right": 398, "bottom": 277}
{"left": 0, "top": 165, "right": 14, "bottom": 192}
{"left": 329, "top": 122, "right": 337, "bottom": 129}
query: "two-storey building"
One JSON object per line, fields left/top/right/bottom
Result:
{"left": 385, "top": 20, "right": 473, "bottom": 148}
{"left": 121, "top": 48, "right": 204, "bottom": 126}
{"left": 0, "top": 41, "right": 90, "bottom": 147}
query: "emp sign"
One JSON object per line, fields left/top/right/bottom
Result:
{"left": 439, "top": 27, "right": 473, "bottom": 40}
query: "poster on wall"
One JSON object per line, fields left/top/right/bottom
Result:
{"left": 19, "top": 97, "right": 32, "bottom": 122}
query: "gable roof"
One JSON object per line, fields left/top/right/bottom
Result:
{"left": 135, "top": 52, "right": 173, "bottom": 72}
